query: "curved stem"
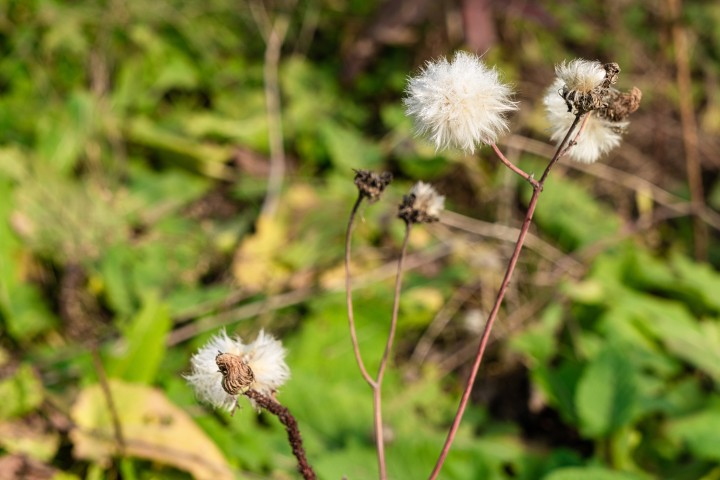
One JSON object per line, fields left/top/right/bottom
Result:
{"left": 491, "top": 143, "right": 540, "bottom": 190}
{"left": 428, "top": 114, "right": 585, "bottom": 480}
{"left": 372, "top": 221, "right": 412, "bottom": 480}
{"left": 345, "top": 193, "right": 377, "bottom": 388}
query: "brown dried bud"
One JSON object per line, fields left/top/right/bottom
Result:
{"left": 353, "top": 169, "right": 393, "bottom": 203}
{"left": 597, "top": 86, "right": 642, "bottom": 122}
{"left": 602, "top": 63, "right": 620, "bottom": 88}
{"left": 216, "top": 352, "right": 255, "bottom": 395}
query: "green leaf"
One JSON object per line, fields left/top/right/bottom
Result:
{"left": 666, "top": 408, "right": 720, "bottom": 461}
{"left": 543, "top": 466, "right": 647, "bottom": 480}
{"left": 0, "top": 179, "right": 57, "bottom": 340}
{"left": 525, "top": 172, "right": 621, "bottom": 250}
{"left": 0, "top": 364, "right": 44, "bottom": 420}
{"left": 575, "top": 348, "right": 638, "bottom": 437}
{"left": 511, "top": 303, "right": 564, "bottom": 365}
{"left": 320, "top": 121, "right": 383, "bottom": 170}
{"left": 106, "top": 295, "right": 171, "bottom": 384}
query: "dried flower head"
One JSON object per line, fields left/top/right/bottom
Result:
{"left": 398, "top": 181, "right": 445, "bottom": 224}
{"left": 555, "top": 59, "right": 616, "bottom": 114}
{"left": 544, "top": 78, "right": 626, "bottom": 164}
{"left": 545, "top": 59, "right": 641, "bottom": 164}
{"left": 354, "top": 169, "right": 393, "bottom": 202}
{"left": 185, "top": 329, "right": 290, "bottom": 411}
{"left": 403, "top": 51, "right": 517, "bottom": 153}
{"left": 597, "top": 86, "right": 642, "bottom": 122}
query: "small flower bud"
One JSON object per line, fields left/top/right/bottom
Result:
{"left": 354, "top": 169, "right": 393, "bottom": 203}
{"left": 216, "top": 352, "right": 255, "bottom": 395}
{"left": 398, "top": 182, "right": 445, "bottom": 224}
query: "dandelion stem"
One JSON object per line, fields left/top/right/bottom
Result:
{"left": 345, "top": 193, "right": 378, "bottom": 388}
{"left": 428, "top": 113, "right": 585, "bottom": 480}
{"left": 490, "top": 143, "right": 540, "bottom": 190}
{"left": 372, "top": 221, "right": 412, "bottom": 480}
{"left": 244, "top": 390, "right": 316, "bottom": 480}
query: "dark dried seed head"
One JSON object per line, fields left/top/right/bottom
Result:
{"left": 597, "top": 86, "right": 642, "bottom": 122}
{"left": 354, "top": 169, "right": 393, "bottom": 203}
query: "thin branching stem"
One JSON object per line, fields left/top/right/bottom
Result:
{"left": 428, "top": 113, "right": 585, "bottom": 480}
{"left": 91, "top": 349, "right": 126, "bottom": 456}
{"left": 372, "top": 221, "right": 412, "bottom": 480}
{"left": 491, "top": 143, "right": 540, "bottom": 190}
{"left": 345, "top": 193, "right": 378, "bottom": 388}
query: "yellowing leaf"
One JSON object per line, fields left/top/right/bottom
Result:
{"left": 232, "top": 215, "right": 289, "bottom": 292}
{"left": 70, "top": 380, "right": 234, "bottom": 480}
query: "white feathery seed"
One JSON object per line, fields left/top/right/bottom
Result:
{"left": 555, "top": 59, "right": 606, "bottom": 93}
{"left": 185, "top": 329, "right": 290, "bottom": 411}
{"left": 404, "top": 51, "right": 517, "bottom": 153}
{"left": 544, "top": 78, "right": 627, "bottom": 163}
{"left": 411, "top": 182, "right": 445, "bottom": 219}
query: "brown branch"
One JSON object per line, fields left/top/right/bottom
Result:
{"left": 666, "top": 0, "right": 707, "bottom": 260}
{"left": 244, "top": 390, "right": 316, "bottom": 480}
{"left": 91, "top": 349, "right": 126, "bottom": 456}
{"left": 345, "top": 193, "right": 378, "bottom": 388}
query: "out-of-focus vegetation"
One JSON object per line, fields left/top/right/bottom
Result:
{"left": 1, "top": 0, "right": 720, "bottom": 478}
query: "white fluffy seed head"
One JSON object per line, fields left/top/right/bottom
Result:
{"left": 403, "top": 51, "right": 518, "bottom": 153}
{"left": 544, "top": 79, "right": 627, "bottom": 163}
{"left": 185, "top": 329, "right": 290, "bottom": 411}
{"left": 411, "top": 182, "right": 445, "bottom": 219}
{"left": 555, "top": 59, "right": 606, "bottom": 93}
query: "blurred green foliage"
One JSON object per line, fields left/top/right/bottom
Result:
{"left": 0, "top": 0, "right": 719, "bottom": 479}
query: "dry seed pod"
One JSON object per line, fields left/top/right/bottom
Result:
{"left": 216, "top": 352, "right": 255, "bottom": 395}
{"left": 353, "top": 169, "right": 393, "bottom": 202}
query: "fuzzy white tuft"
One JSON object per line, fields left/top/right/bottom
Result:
{"left": 404, "top": 51, "right": 517, "bottom": 153}
{"left": 555, "top": 59, "right": 606, "bottom": 93}
{"left": 185, "top": 329, "right": 290, "bottom": 411}
{"left": 544, "top": 79, "right": 627, "bottom": 163}
{"left": 411, "top": 182, "right": 445, "bottom": 219}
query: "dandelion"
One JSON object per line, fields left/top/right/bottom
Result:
{"left": 545, "top": 59, "right": 641, "bottom": 163}
{"left": 185, "top": 329, "right": 290, "bottom": 411}
{"left": 403, "top": 51, "right": 517, "bottom": 153}
{"left": 398, "top": 181, "right": 445, "bottom": 224}
{"left": 544, "top": 78, "right": 626, "bottom": 163}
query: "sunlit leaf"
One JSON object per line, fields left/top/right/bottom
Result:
{"left": 666, "top": 408, "right": 720, "bottom": 461}
{"left": 576, "top": 347, "right": 638, "bottom": 437}
{"left": 543, "top": 466, "right": 647, "bottom": 480}
{"left": 70, "top": 380, "right": 234, "bottom": 480}
{"left": 0, "top": 364, "right": 44, "bottom": 420}
{"left": 106, "top": 295, "right": 171, "bottom": 384}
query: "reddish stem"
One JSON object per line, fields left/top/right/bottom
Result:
{"left": 345, "top": 193, "right": 378, "bottom": 388}
{"left": 428, "top": 114, "right": 585, "bottom": 480}
{"left": 244, "top": 390, "right": 316, "bottom": 480}
{"left": 373, "top": 221, "right": 412, "bottom": 480}
{"left": 491, "top": 143, "right": 540, "bottom": 190}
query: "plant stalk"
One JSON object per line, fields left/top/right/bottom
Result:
{"left": 428, "top": 113, "right": 585, "bottom": 480}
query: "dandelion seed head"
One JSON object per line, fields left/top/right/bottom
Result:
{"left": 556, "top": 59, "right": 606, "bottom": 93}
{"left": 403, "top": 51, "right": 517, "bottom": 153}
{"left": 398, "top": 181, "right": 445, "bottom": 224}
{"left": 185, "top": 329, "right": 290, "bottom": 411}
{"left": 544, "top": 79, "right": 627, "bottom": 163}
